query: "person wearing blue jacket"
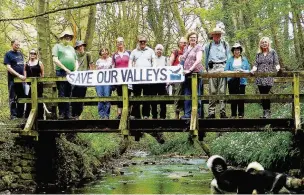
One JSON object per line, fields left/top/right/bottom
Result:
{"left": 224, "top": 43, "right": 250, "bottom": 118}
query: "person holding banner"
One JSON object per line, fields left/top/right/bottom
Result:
{"left": 170, "top": 37, "right": 187, "bottom": 119}
{"left": 71, "top": 40, "right": 94, "bottom": 120}
{"left": 52, "top": 30, "right": 78, "bottom": 120}
{"left": 96, "top": 48, "right": 113, "bottom": 119}
{"left": 128, "top": 35, "right": 156, "bottom": 119}
{"left": 112, "top": 37, "right": 131, "bottom": 119}
{"left": 152, "top": 44, "right": 169, "bottom": 119}
{"left": 180, "top": 31, "right": 204, "bottom": 119}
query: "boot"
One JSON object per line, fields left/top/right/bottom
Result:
{"left": 264, "top": 109, "right": 271, "bottom": 118}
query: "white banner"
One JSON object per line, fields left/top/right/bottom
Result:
{"left": 66, "top": 66, "right": 185, "bottom": 86}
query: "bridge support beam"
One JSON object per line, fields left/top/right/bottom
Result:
{"left": 293, "top": 73, "right": 301, "bottom": 132}
{"left": 23, "top": 78, "right": 38, "bottom": 140}
{"left": 119, "top": 84, "right": 129, "bottom": 139}
{"left": 190, "top": 74, "right": 198, "bottom": 139}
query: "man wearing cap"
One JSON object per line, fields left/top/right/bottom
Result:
{"left": 169, "top": 37, "right": 187, "bottom": 119}
{"left": 52, "top": 30, "right": 78, "bottom": 119}
{"left": 128, "top": 35, "right": 155, "bottom": 119}
{"left": 204, "top": 27, "right": 231, "bottom": 119}
{"left": 3, "top": 40, "right": 26, "bottom": 119}
{"left": 70, "top": 40, "right": 93, "bottom": 120}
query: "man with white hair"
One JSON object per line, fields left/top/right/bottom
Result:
{"left": 128, "top": 35, "right": 155, "bottom": 119}
{"left": 152, "top": 44, "right": 169, "bottom": 119}
{"left": 52, "top": 30, "right": 78, "bottom": 119}
{"left": 205, "top": 27, "right": 230, "bottom": 119}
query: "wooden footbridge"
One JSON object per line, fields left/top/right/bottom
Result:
{"left": 7, "top": 71, "right": 304, "bottom": 141}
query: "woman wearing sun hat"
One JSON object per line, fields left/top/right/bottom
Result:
{"left": 224, "top": 43, "right": 250, "bottom": 118}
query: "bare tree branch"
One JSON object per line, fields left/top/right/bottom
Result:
{"left": 0, "top": 0, "right": 128, "bottom": 22}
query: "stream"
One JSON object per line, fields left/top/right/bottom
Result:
{"left": 70, "top": 151, "right": 212, "bottom": 194}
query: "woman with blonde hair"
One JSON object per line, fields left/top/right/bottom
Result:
{"left": 24, "top": 49, "right": 44, "bottom": 119}
{"left": 250, "top": 37, "right": 281, "bottom": 118}
{"left": 96, "top": 47, "right": 112, "bottom": 119}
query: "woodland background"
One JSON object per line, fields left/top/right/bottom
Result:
{"left": 0, "top": 0, "right": 303, "bottom": 75}
{"left": 0, "top": 0, "right": 303, "bottom": 174}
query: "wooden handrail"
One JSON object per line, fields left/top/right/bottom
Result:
{"left": 12, "top": 71, "right": 303, "bottom": 139}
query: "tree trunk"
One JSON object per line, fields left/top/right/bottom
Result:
{"left": 222, "top": 0, "right": 235, "bottom": 42}
{"left": 84, "top": 5, "right": 96, "bottom": 51}
{"left": 37, "top": 0, "right": 52, "bottom": 76}
{"left": 171, "top": 1, "right": 186, "bottom": 37}
{"left": 290, "top": 0, "right": 304, "bottom": 68}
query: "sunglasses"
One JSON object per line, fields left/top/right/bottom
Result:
{"left": 30, "top": 52, "right": 37, "bottom": 55}
{"left": 139, "top": 40, "right": 147, "bottom": 43}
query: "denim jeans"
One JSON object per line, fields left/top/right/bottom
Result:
{"left": 71, "top": 85, "right": 87, "bottom": 117}
{"left": 56, "top": 70, "right": 72, "bottom": 117}
{"left": 8, "top": 79, "right": 25, "bottom": 118}
{"left": 96, "top": 85, "right": 111, "bottom": 118}
{"left": 183, "top": 76, "right": 202, "bottom": 117}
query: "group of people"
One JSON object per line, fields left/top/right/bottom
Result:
{"left": 3, "top": 26, "right": 280, "bottom": 120}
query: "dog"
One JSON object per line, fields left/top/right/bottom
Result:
{"left": 207, "top": 155, "right": 289, "bottom": 194}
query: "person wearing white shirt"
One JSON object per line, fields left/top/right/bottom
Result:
{"left": 128, "top": 35, "right": 156, "bottom": 119}
{"left": 95, "top": 48, "right": 112, "bottom": 119}
{"left": 151, "top": 44, "right": 168, "bottom": 119}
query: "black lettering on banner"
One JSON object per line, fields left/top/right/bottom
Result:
{"left": 87, "top": 72, "right": 93, "bottom": 84}
{"left": 80, "top": 72, "right": 87, "bottom": 83}
{"left": 75, "top": 73, "right": 81, "bottom": 84}
{"left": 134, "top": 69, "right": 140, "bottom": 82}
{"left": 160, "top": 68, "right": 167, "bottom": 81}
{"left": 140, "top": 69, "right": 143, "bottom": 81}
{"left": 68, "top": 73, "right": 75, "bottom": 83}
{"left": 121, "top": 69, "right": 128, "bottom": 82}
{"left": 104, "top": 71, "right": 110, "bottom": 83}
{"left": 97, "top": 71, "right": 103, "bottom": 83}
{"left": 152, "top": 69, "right": 160, "bottom": 80}
{"left": 146, "top": 69, "right": 153, "bottom": 81}
{"left": 127, "top": 69, "right": 133, "bottom": 82}
{"left": 112, "top": 70, "right": 118, "bottom": 83}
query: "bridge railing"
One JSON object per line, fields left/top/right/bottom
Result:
{"left": 15, "top": 71, "right": 303, "bottom": 137}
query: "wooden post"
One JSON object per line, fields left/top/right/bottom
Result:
{"left": 22, "top": 78, "right": 38, "bottom": 139}
{"left": 190, "top": 74, "right": 198, "bottom": 137}
{"left": 293, "top": 73, "right": 301, "bottom": 131}
{"left": 119, "top": 84, "right": 129, "bottom": 139}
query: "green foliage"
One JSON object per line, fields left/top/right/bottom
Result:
{"left": 210, "top": 131, "right": 294, "bottom": 170}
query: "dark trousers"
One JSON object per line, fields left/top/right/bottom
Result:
{"left": 131, "top": 84, "right": 152, "bottom": 118}
{"left": 25, "top": 83, "right": 44, "bottom": 119}
{"left": 56, "top": 70, "right": 72, "bottom": 117}
{"left": 258, "top": 85, "right": 272, "bottom": 110}
{"left": 228, "top": 79, "right": 246, "bottom": 117}
{"left": 71, "top": 86, "right": 87, "bottom": 117}
{"left": 151, "top": 83, "right": 167, "bottom": 119}
{"left": 8, "top": 79, "right": 25, "bottom": 118}
{"left": 116, "top": 85, "right": 131, "bottom": 109}
{"left": 183, "top": 76, "right": 202, "bottom": 117}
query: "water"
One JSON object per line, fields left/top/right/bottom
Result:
{"left": 71, "top": 156, "right": 212, "bottom": 194}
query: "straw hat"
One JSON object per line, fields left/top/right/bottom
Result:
{"left": 59, "top": 30, "right": 74, "bottom": 39}
{"left": 209, "top": 27, "right": 224, "bottom": 35}
{"left": 231, "top": 43, "right": 243, "bottom": 53}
